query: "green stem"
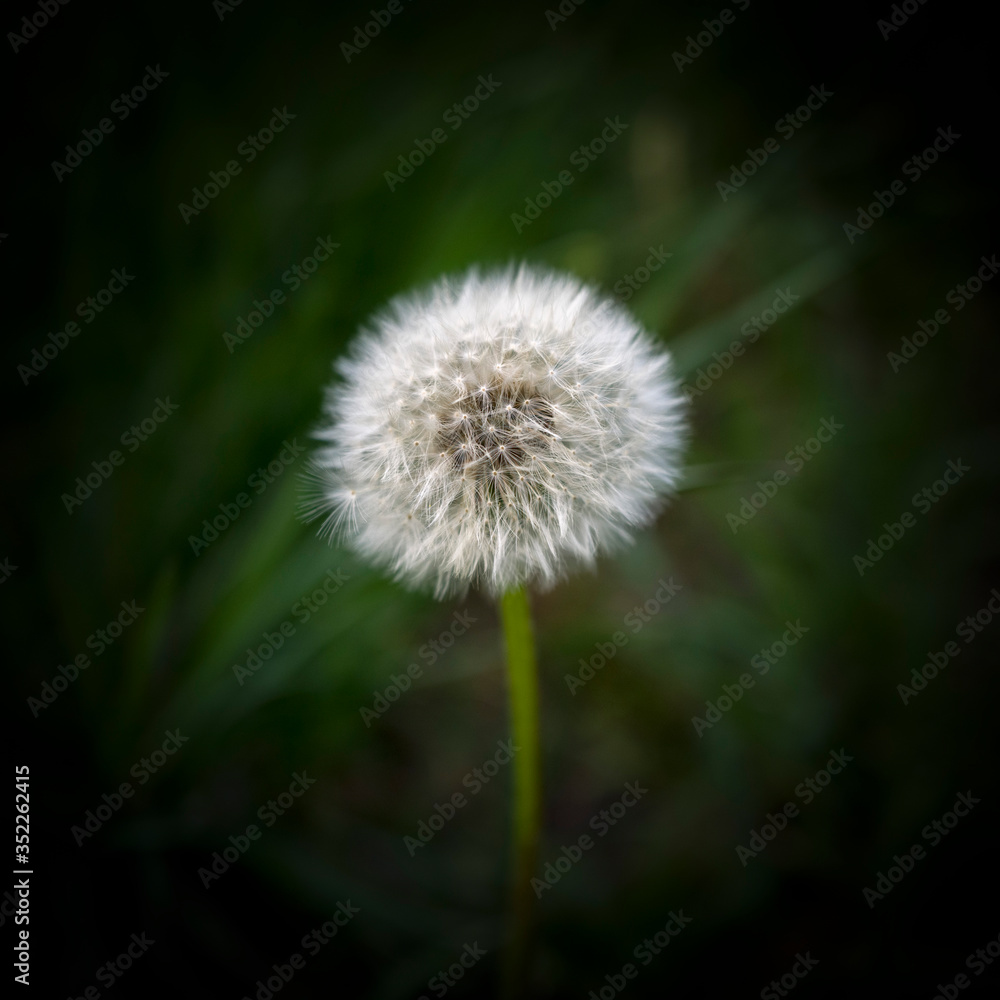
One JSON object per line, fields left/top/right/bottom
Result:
{"left": 499, "top": 585, "right": 540, "bottom": 999}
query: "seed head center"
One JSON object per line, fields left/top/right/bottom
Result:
{"left": 436, "top": 381, "right": 554, "bottom": 477}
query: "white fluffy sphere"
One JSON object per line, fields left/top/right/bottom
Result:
{"left": 304, "top": 264, "right": 687, "bottom": 597}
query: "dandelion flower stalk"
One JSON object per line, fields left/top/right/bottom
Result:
{"left": 303, "top": 263, "right": 687, "bottom": 996}
{"left": 499, "top": 584, "right": 540, "bottom": 998}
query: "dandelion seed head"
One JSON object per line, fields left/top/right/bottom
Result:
{"left": 303, "top": 264, "right": 687, "bottom": 597}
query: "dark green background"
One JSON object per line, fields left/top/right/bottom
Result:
{"left": 5, "top": 0, "right": 998, "bottom": 996}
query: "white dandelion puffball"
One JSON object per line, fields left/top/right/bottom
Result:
{"left": 304, "top": 264, "right": 687, "bottom": 598}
